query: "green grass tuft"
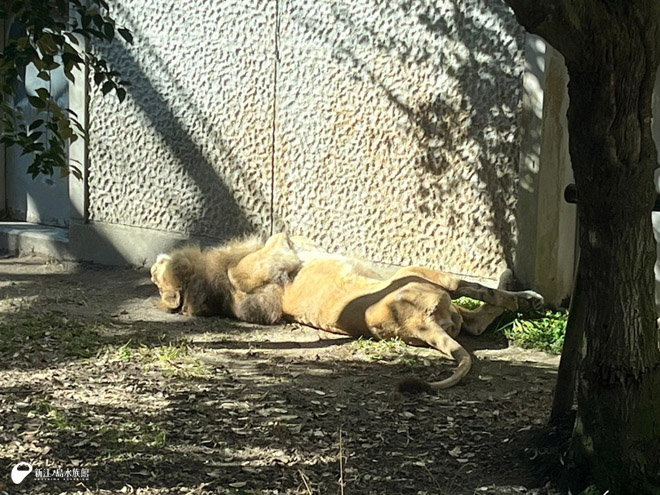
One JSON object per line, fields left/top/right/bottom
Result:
{"left": 452, "top": 296, "right": 483, "bottom": 310}
{"left": 497, "top": 310, "right": 567, "bottom": 354}
{"left": 350, "top": 337, "right": 426, "bottom": 368}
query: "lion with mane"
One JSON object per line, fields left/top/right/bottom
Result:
{"left": 151, "top": 233, "right": 543, "bottom": 391}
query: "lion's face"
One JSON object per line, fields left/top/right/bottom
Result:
{"left": 151, "top": 254, "right": 183, "bottom": 313}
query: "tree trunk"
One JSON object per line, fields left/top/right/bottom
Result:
{"left": 504, "top": 2, "right": 660, "bottom": 493}
{"left": 565, "top": 48, "right": 660, "bottom": 491}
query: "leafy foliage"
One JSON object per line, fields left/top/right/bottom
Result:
{"left": 453, "top": 297, "right": 567, "bottom": 354}
{"left": 0, "top": 0, "right": 132, "bottom": 178}
{"left": 498, "top": 310, "right": 567, "bottom": 354}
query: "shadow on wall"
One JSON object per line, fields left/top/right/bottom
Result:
{"left": 409, "top": 2, "right": 522, "bottom": 269}
{"left": 287, "top": 0, "right": 522, "bottom": 271}
{"left": 84, "top": 1, "right": 522, "bottom": 271}
{"left": 89, "top": 5, "right": 273, "bottom": 243}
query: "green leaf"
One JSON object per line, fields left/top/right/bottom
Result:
{"left": 118, "top": 28, "right": 133, "bottom": 44}
{"left": 29, "top": 119, "right": 44, "bottom": 131}
{"left": 0, "top": 135, "right": 16, "bottom": 146}
{"left": 64, "top": 67, "right": 76, "bottom": 83}
{"left": 101, "top": 81, "right": 114, "bottom": 95}
{"left": 37, "top": 34, "right": 58, "bottom": 56}
{"left": 70, "top": 164, "right": 83, "bottom": 180}
{"left": 92, "top": 14, "right": 104, "bottom": 29}
{"left": 103, "top": 22, "right": 114, "bottom": 40}
{"left": 116, "top": 87, "right": 126, "bottom": 103}
{"left": 27, "top": 95, "right": 47, "bottom": 109}
{"left": 93, "top": 72, "right": 105, "bottom": 85}
{"left": 62, "top": 51, "right": 83, "bottom": 66}
{"left": 72, "top": 28, "right": 91, "bottom": 40}
{"left": 36, "top": 70, "right": 51, "bottom": 81}
{"left": 64, "top": 32, "right": 80, "bottom": 45}
{"left": 35, "top": 87, "right": 50, "bottom": 100}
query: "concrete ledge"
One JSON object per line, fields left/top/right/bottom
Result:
{"left": 1, "top": 220, "right": 504, "bottom": 290}
{"left": 68, "top": 219, "right": 198, "bottom": 267}
{"left": 0, "top": 220, "right": 211, "bottom": 267}
{"left": 0, "top": 222, "right": 70, "bottom": 259}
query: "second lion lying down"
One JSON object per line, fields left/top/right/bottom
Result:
{"left": 151, "top": 233, "right": 544, "bottom": 391}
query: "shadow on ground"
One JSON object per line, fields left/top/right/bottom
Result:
{"left": 0, "top": 255, "right": 562, "bottom": 495}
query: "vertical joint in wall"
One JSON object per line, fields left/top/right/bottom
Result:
{"left": 269, "top": 0, "right": 281, "bottom": 236}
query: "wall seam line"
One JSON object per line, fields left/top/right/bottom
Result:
{"left": 269, "top": 0, "right": 281, "bottom": 236}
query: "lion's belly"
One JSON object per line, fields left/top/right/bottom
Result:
{"left": 281, "top": 258, "right": 377, "bottom": 336}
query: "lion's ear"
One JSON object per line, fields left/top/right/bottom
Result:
{"left": 158, "top": 290, "right": 182, "bottom": 312}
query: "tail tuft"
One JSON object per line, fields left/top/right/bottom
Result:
{"left": 398, "top": 376, "right": 434, "bottom": 395}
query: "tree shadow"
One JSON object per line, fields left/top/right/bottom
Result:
{"left": 2, "top": 347, "right": 560, "bottom": 494}
{"left": 88, "top": 6, "right": 274, "bottom": 243}
{"left": 282, "top": 0, "right": 523, "bottom": 274}
{"left": 0, "top": 257, "right": 561, "bottom": 494}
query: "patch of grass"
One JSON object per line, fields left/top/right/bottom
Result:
{"left": 96, "top": 421, "right": 169, "bottom": 451}
{"left": 34, "top": 398, "right": 89, "bottom": 431}
{"left": 114, "top": 340, "right": 134, "bottom": 362}
{"left": 35, "top": 399, "right": 70, "bottom": 430}
{"left": 350, "top": 337, "right": 426, "bottom": 368}
{"left": 454, "top": 295, "right": 568, "bottom": 355}
{"left": 452, "top": 296, "right": 483, "bottom": 310}
{"left": 34, "top": 395, "right": 170, "bottom": 453}
{"left": 497, "top": 310, "right": 567, "bottom": 354}
{"left": 103, "top": 338, "right": 207, "bottom": 379}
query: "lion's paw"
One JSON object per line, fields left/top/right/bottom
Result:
{"left": 515, "top": 290, "right": 545, "bottom": 315}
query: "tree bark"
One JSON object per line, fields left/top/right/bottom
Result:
{"left": 549, "top": 254, "right": 584, "bottom": 423}
{"left": 505, "top": 1, "right": 660, "bottom": 492}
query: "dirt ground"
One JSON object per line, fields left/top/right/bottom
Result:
{"left": 0, "top": 254, "right": 564, "bottom": 495}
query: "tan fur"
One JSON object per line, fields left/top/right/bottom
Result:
{"left": 150, "top": 234, "right": 301, "bottom": 323}
{"left": 152, "top": 233, "right": 544, "bottom": 390}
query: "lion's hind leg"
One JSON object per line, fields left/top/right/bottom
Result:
{"left": 389, "top": 266, "right": 544, "bottom": 315}
{"left": 453, "top": 281, "right": 544, "bottom": 315}
{"left": 365, "top": 282, "right": 472, "bottom": 392}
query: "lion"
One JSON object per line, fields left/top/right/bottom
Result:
{"left": 150, "top": 233, "right": 301, "bottom": 324}
{"left": 151, "top": 233, "right": 544, "bottom": 391}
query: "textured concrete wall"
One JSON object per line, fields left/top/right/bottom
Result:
{"left": 88, "top": 0, "right": 524, "bottom": 279}
{"left": 274, "top": 0, "right": 523, "bottom": 278}
{"left": 88, "top": 0, "right": 275, "bottom": 239}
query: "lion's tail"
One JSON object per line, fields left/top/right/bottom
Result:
{"left": 398, "top": 330, "right": 472, "bottom": 394}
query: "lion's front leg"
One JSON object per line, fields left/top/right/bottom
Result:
{"left": 228, "top": 232, "right": 301, "bottom": 293}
